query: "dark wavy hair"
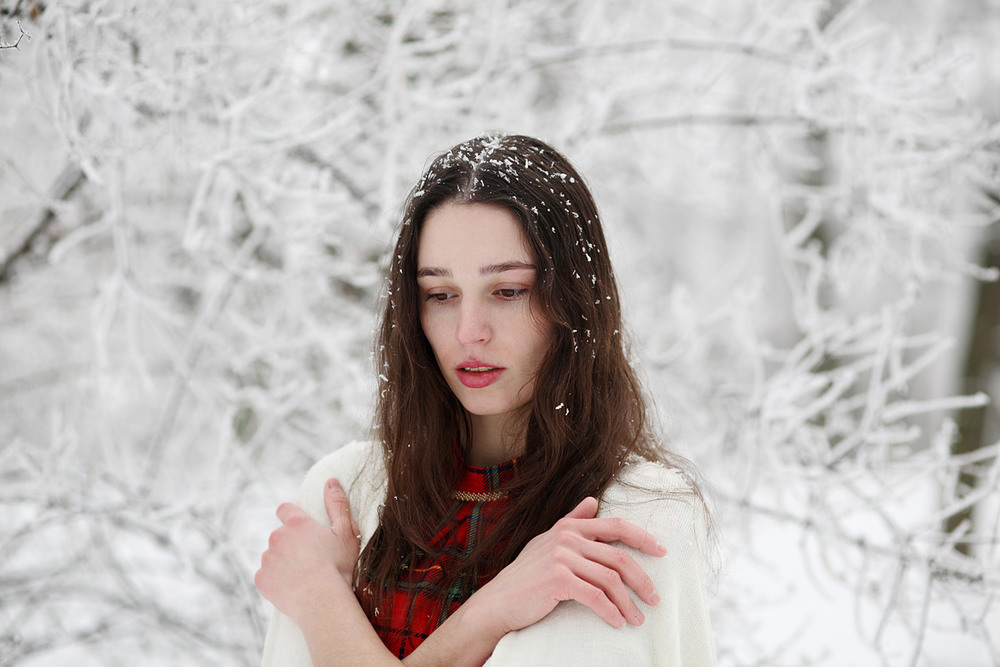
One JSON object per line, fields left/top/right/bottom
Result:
{"left": 356, "top": 134, "right": 695, "bottom": 624}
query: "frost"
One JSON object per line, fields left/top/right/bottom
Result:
{"left": 0, "top": 2, "right": 996, "bottom": 666}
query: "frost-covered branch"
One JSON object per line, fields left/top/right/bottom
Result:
{"left": 524, "top": 37, "right": 800, "bottom": 69}
{"left": 1, "top": 1, "right": 998, "bottom": 665}
{"left": 601, "top": 112, "right": 814, "bottom": 135}
{"left": 0, "top": 20, "right": 28, "bottom": 50}
{"left": 0, "top": 164, "right": 85, "bottom": 282}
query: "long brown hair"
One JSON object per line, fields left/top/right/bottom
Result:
{"left": 357, "top": 134, "right": 693, "bottom": 620}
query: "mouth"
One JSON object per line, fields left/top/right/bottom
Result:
{"left": 455, "top": 362, "right": 504, "bottom": 388}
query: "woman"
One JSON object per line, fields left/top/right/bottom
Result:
{"left": 255, "top": 135, "right": 716, "bottom": 666}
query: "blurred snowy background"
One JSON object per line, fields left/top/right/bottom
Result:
{"left": 1, "top": 0, "right": 999, "bottom": 665}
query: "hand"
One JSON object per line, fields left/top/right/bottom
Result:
{"left": 466, "top": 497, "right": 666, "bottom": 639}
{"left": 254, "top": 478, "right": 361, "bottom": 621}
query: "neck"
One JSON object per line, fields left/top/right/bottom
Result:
{"left": 467, "top": 410, "right": 527, "bottom": 467}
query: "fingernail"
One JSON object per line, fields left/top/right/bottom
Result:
{"left": 657, "top": 542, "right": 667, "bottom": 554}
{"left": 328, "top": 478, "right": 341, "bottom": 489}
{"left": 650, "top": 592, "right": 661, "bottom": 605}
{"left": 634, "top": 609, "right": 645, "bottom": 624}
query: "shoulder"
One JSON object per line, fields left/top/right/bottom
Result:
{"left": 611, "top": 458, "right": 695, "bottom": 496}
{"left": 600, "top": 459, "right": 713, "bottom": 606}
{"left": 299, "top": 440, "right": 381, "bottom": 496}
{"left": 487, "top": 459, "right": 717, "bottom": 666}
{"left": 599, "top": 459, "right": 708, "bottom": 545}
{"left": 295, "top": 441, "right": 386, "bottom": 536}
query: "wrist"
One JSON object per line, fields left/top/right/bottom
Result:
{"left": 404, "top": 589, "right": 505, "bottom": 667}
{"left": 288, "top": 571, "right": 397, "bottom": 667}
{"left": 451, "top": 588, "right": 509, "bottom": 654}
{"left": 293, "top": 570, "right": 356, "bottom": 631}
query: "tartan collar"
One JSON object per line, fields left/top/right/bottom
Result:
{"left": 455, "top": 453, "right": 519, "bottom": 499}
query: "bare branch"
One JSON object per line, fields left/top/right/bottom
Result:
{"left": 0, "top": 20, "right": 29, "bottom": 50}
{"left": 0, "top": 164, "right": 86, "bottom": 283}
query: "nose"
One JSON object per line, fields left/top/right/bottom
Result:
{"left": 455, "top": 299, "right": 491, "bottom": 345}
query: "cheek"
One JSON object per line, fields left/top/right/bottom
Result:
{"left": 419, "top": 309, "right": 447, "bottom": 357}
{"left": 525, "top": 319, "right": 553, "bottom": 371}
{"left": 418, "top": 310, "right": 434, "bottom": 346}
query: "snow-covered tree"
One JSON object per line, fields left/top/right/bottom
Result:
{"left": 1, "top": 1, "right": 997, "bottom": 664}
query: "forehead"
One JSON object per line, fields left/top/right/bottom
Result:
{"left": 417, "top": 203, "right": 532, "bottom": 267}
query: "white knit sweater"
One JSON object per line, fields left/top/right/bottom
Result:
{"left": 261, "top": 440, "right": 717, "bottom": 666}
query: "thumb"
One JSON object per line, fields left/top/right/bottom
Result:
{"left": 324, "top": 478, "right": 352, "bottom": 527}
{"left": 565, "top": 496, "right": 599, "bottom": 520}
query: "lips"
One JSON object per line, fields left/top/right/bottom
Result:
{"left": 456, "top": 360, "right": 504, "bottom": 389}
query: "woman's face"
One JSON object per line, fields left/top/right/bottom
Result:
{"left": 416, "top": 202, "right": 551, "bottom": 425}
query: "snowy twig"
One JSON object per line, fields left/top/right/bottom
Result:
{"left": 288, "top": 145, "right": 381, "bottom": 218}
{"left": 140, "top": 189, "right": 272, "bottom": 490}
{"left": 0, "top": 21, "right": 29, "bottom": 50}
{"left": 601, "top": 113, "right": 813, "bottom": 135}
{"left": 525, "top": 37, "right": 799, "bottom": 69}
{"left": 0, "top": 164, "right": 85, "bottom": 283}
{"left": 717, "top": 492, "right": 1000, "bottom": 589}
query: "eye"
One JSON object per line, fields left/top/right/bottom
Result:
{"left": 496, "top": 288, "right": 528, "bottom": 300}
{"left": 425, "top": 291, "right": 456, "bottom": 303}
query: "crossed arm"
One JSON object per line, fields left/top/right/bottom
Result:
{"left": 254, "top": 479, "right": 668, "bottom": 667}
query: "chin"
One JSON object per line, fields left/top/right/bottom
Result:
{"left": 462, "top": 399, "right": 532, "bottom": 421}
{"left": 460, "top": 402, "right": 512, "bottom": 418}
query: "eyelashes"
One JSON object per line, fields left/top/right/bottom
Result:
{"left": 423, "top": 288, "right": 530, "bottom": 303}
{"left": 496, "top": 288, "right": 528, "bottom": 300}
{"left": 425, "top": 292, "right": 456, "bottom": 303}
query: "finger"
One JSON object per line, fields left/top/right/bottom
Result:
{"left": 558, "top": 576, "right": 627, "bottom": 628}
{"left": 579, "top": 540, "right": 660, "bottom": 606}
{"left": 577, "top": 516, "right": 666, "bottom": 557}
{"left": 324, "top": 478, "right": 354, "bottom": 531}
{"left": 570, "top": 557, "right": 646, "bottom": 625}
{"left": 564, "top": 496, "right": 599, "bottom": 520}
{"left": 275, "top": 502, "right": 300, "bottom": 523}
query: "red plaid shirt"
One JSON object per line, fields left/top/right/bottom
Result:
{"left": 362, "top": 457, "right": 518, "bottom": 659}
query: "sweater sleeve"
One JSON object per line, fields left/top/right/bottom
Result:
{"left": 484, "top": 463, "right": 717, "bottom": 667}
{"left": 260, "top": 440, "right": 385, "bottom": 667}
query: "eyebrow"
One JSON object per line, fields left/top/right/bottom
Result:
{"left": 416, "top": 262, "right": 536, "bottom": 278}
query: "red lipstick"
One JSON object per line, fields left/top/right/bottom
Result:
{"left": 456, "top": 359, "right": 504, "bottom": 389}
